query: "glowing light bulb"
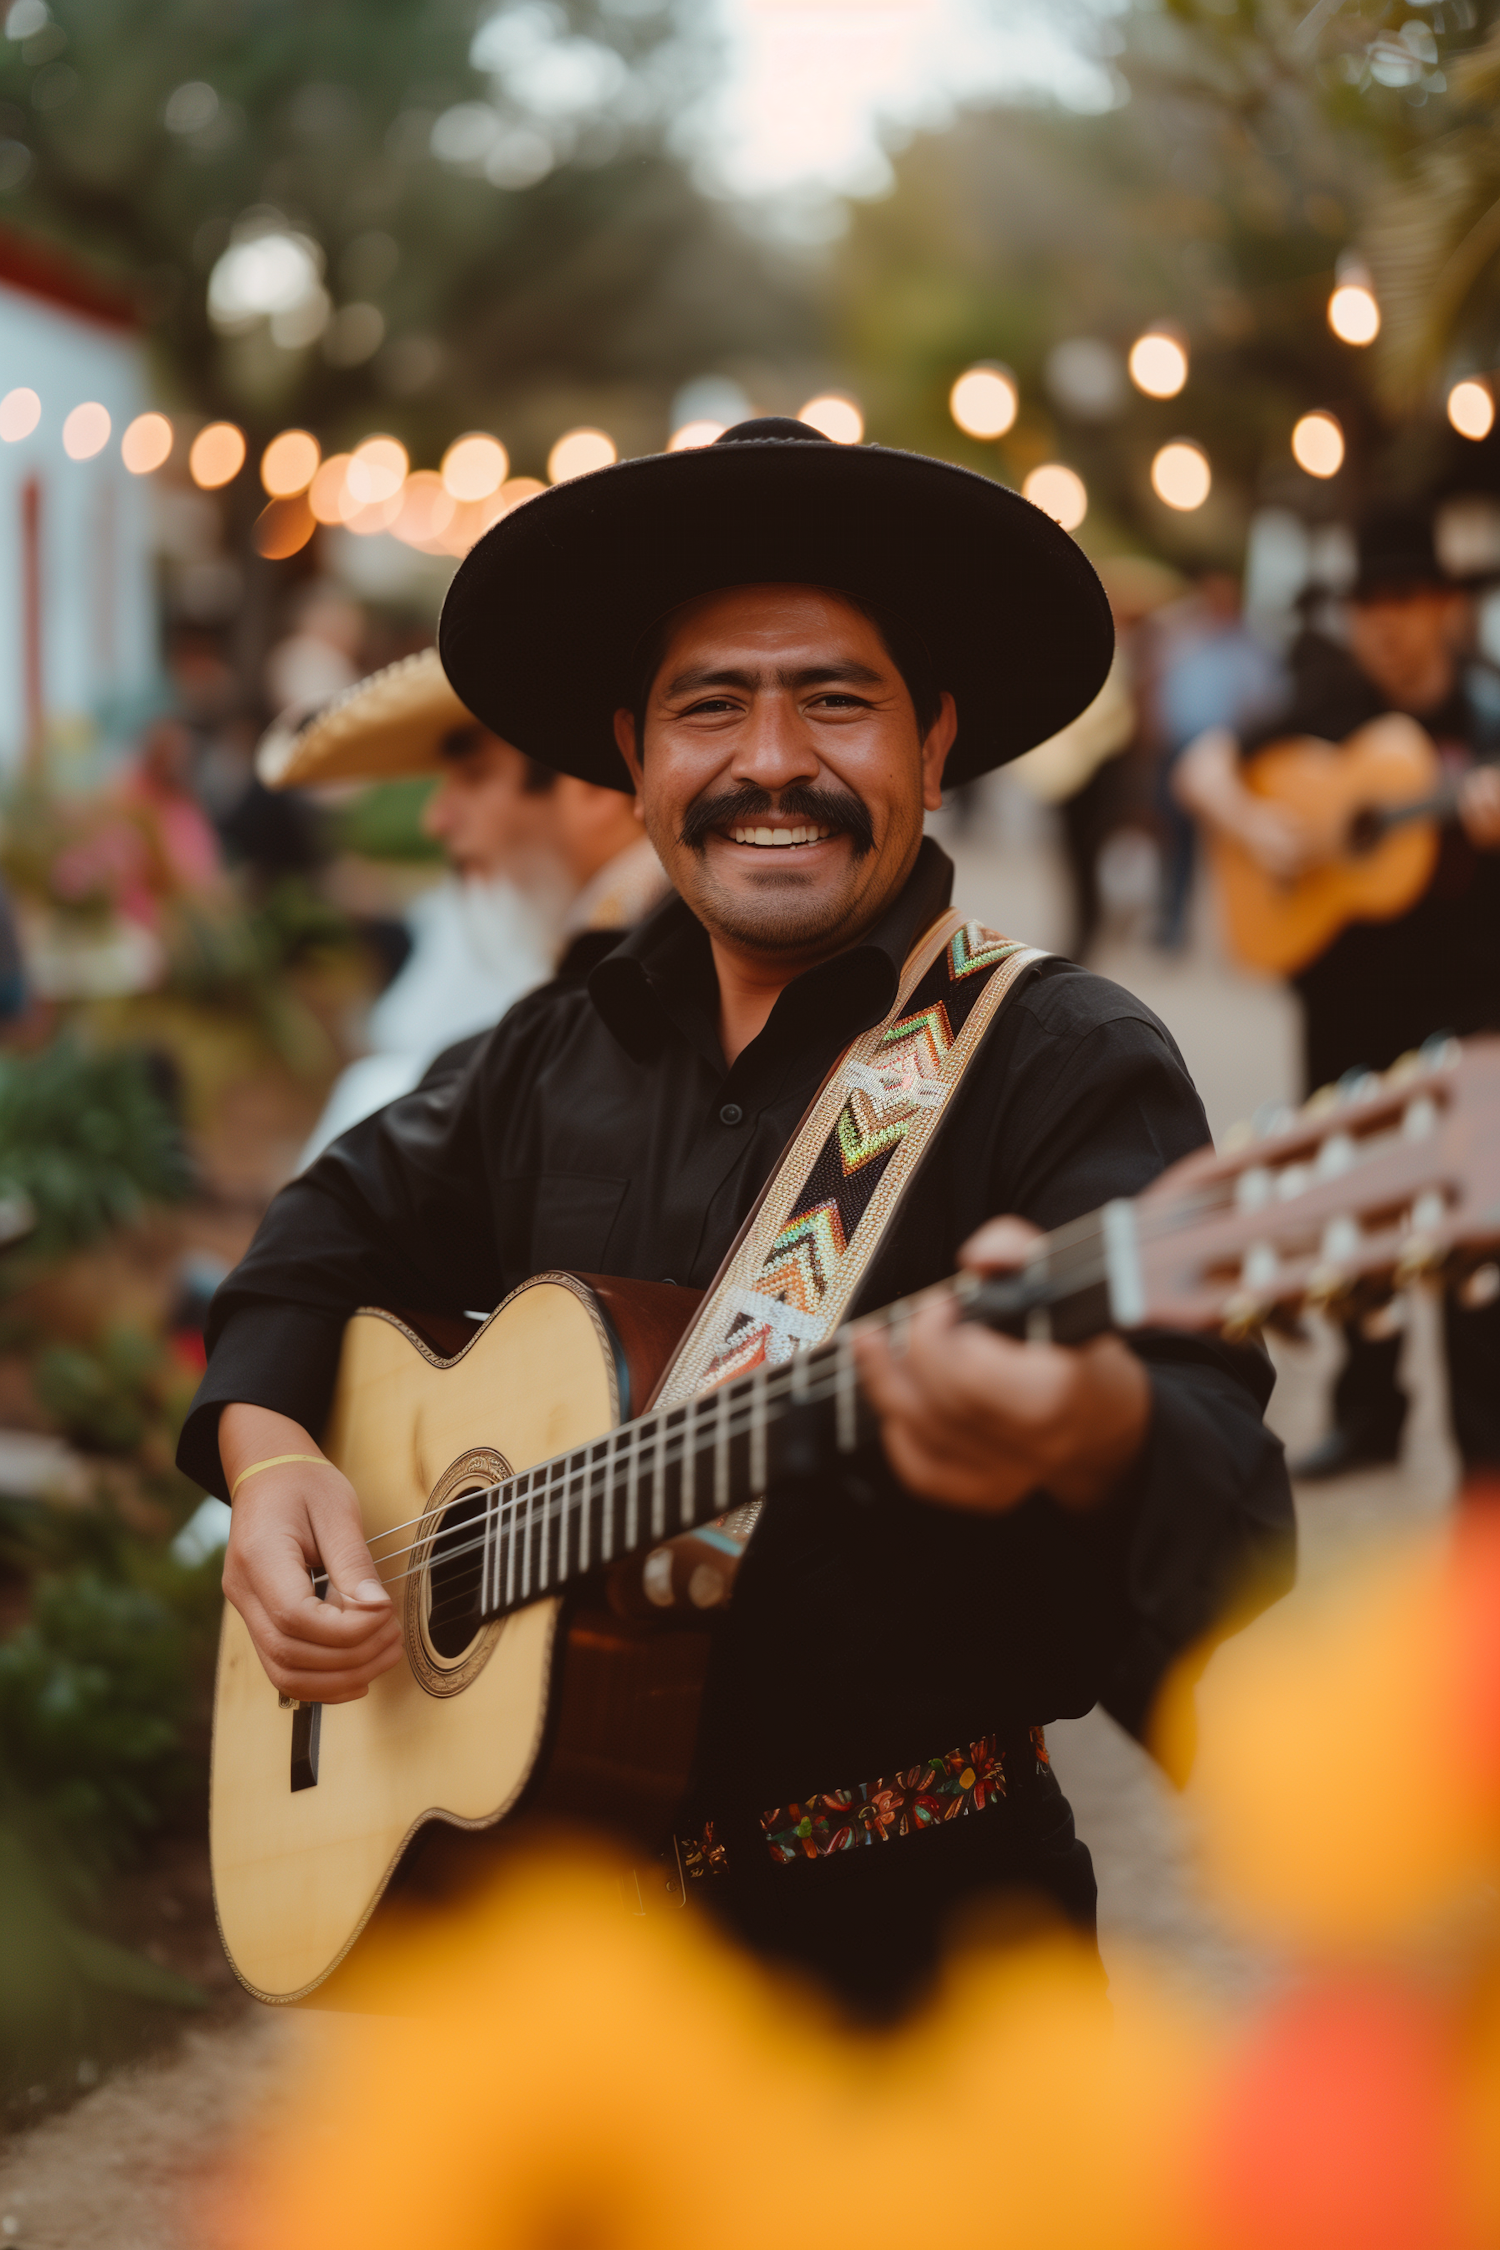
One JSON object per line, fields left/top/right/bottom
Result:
{"left": 0, "top": 387, "right": 40, "bottom": 442}
{"left": 308, "top": 453, "right": 351, "bottom": 524}
{"left": 347, "top": 436, "right": 409, "bottom": 506}
{"left": 1022, "top": 463, "right": 1087, "bottom": 531}
{"left": 1151, "top": 441, "right": 1211, "bottom": 511}
{"left": 1128, "top": 331, "right": 1188, "bottom": 400}
{"left": 949, "top": 364, "right": 1018, "bottom": 440}
{"left": 190, "top": 421, "right": 246, "bottom": 489}
{"left": 668, "top": 420, "right": 726, "bottom": 451}
{"left": 62, "top": 402, "right": 111, "bottom": 461}
{"left": 261, "top": 428, "right": 321, "bottom": 497}
{"left": 1448, "top": 380, "right": 1495, "bottom": 442}
{"left": 548, "top": 427, "right": 617, "bottom": 482}
{"left": 1328, "top": 283, "right": 1380, "bottom": 346}
{"left": 121, "top": 413, "right": 173, "bottom": 474}
{"left": 798, "top": 393, "right": 863, "bottom": 444}
{"left": 441, "top": 433, "right": 508, "bottom": 502}
{"left": 1291, "top": 411, "right": 1344, "bottom": 479}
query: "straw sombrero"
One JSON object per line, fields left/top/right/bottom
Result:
{"left": 256, "top": 648, "right": 475, "bottom": 790}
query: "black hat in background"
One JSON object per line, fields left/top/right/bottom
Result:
{"left": 1350, "top": 505, "right": 1453, "bottom": 601}
{"left": 438, "top": 417, "right": 1114, "bottom": 793}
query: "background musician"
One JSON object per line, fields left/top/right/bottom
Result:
{"left": 1175, "top": 507, "right": 1500, "bottom": 1482}
{"left": 181, "top": 419, "right": 1294, "bottom": 2018}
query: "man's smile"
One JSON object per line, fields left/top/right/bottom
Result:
{"left": 725, "top": 821, "right": 836, "bottom": 850}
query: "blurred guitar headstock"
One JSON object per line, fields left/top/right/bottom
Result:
{"left": 1134, "top": 1037, "right": 1500, "bottom": 1337}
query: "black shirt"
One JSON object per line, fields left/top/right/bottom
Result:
{"left": 183, "top": 839, "right": 1291, "bottom": 1759}
{"left": 1241, "top": 632, "right": 1500, "bottom": 1087}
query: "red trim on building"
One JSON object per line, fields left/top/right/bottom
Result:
{"left": 0, "top": 223, "right": 136, "bottom": 332}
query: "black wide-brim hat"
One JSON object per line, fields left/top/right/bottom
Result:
{"left": 438, "top": 417, "right": 1114, "bottom": 792}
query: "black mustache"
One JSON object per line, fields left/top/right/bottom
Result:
{"left": 679, "top": 784, "right": 875, "bottom": 858}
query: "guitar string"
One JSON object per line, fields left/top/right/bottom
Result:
{"left": 313, "top": 1127, "right": 1432, "bottom": 1607}
{"left": 320, "top": 1194, "right": 1252, "bottom": 1603}
{"left": 335, "top": 1213, "right": 1128, "bottom": 1571}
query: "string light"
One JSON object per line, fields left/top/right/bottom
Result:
{"left": 548, "top": 428, "right": 617, "bottom": 482}
{"left": 307, "top": 454, "right": 352, "bottom": 525}
{"left": 261, "top": 428, "right": 321, "bottom": 497}
{"left": 347, "top": 436, "right": 409, "bottom": 506}
{"left": 949, "top": 364, "right": 1018, "bottom": 440}
{"left": 1128, "top": 330, "right": 1188, "bottom": 400}
{"left": 668, "top": 419, "right": 726, "bottom": 451}
{"left": 253, "top": 498, "right": 317, "bottom": 560}
{"left": 1022, "top": 463, "right": 1087, "bottom": 531}
{"left": 189, "top": 421, "right": 246, "bottom": 489}
{"left": 1151, "top": 440, "right": 1211, "bottom": 511}
{"left": 441, "top": 433, "right": 508, "bottom": 502}
{"left": 121, "top": 413, "right": 173, "bottom": 474}
{"left": 798, "top": 393, "right": 863, "bottom": 444}
{"left": 1291, "top": 411, "right": 1344, "bottom": 479}
{"left": 0, "top": 387, "right": 39, "bottom": 441}
{"left": 392, "top": 469, "right": 457, "bottom": 549}
{"left": 1328, "top": 280, "right": 1380, "bottom": 346}
{"left": 1448, "top": 379, "right": 1495, "bottom": 442}
{"left": 62, "top": 402, "right": 111, "bottom": 461}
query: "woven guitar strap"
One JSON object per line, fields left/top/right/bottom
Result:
{"left": 651, "top": 910, "right": 1049, "bottom": 1418}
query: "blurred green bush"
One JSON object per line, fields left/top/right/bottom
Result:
{"left": 0, "top": 1039, "right": 191, "bottom": 1271}
{"left": 0, "top": 1500, "right": 223, "bottom": 2106}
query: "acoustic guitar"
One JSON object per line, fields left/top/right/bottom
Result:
{"left": 210, "top": 1038, "right": 1500, "bottom": 2003}
{"left": 1209, "top": 713, "right": 1458, "bottom": 975}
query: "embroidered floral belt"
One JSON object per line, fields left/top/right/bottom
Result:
{"left": 680, "top": 1727, "right": 1049, "bottom": 1881}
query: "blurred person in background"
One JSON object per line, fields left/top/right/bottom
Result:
{"left": 1175, "top": 507, "right": 1500, "bottom": 1481}
{"left": 114, "top": 714, "right": 225, "bottom": 924}
{"left": 263, "top": 651, "right": 664, "bottom": 1162}
{"left": 1008, "top": 556, "right": 1182, "bottom": 959}
{"left": 185, "top": 421, "right": 1293, "bottom": 2020}
{"left": 1153, "top": 570, "right": 1284, "bottom": 952}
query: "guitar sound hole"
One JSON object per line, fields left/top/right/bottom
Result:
{"left": 427, "top": 1490, "right": 486, "bottom": 1659}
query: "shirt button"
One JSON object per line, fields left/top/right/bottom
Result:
{"left": 719, "top": 1102, "right": 744, "bottom": 1127}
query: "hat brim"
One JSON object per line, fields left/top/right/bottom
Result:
{"left": 257, "top": 648, "right": 474, "bottom": 790}
{"left": 438, "top": 438, "right": 1114, "bottom": 791}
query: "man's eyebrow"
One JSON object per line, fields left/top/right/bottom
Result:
{"left": 661, "top": 660, "right": 886, "bottom": 697}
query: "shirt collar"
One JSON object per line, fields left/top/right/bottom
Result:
{"left": 588, "top": 834, "right": 956, "bottom": 1069}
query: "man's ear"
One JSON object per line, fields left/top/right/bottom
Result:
{"left": 920, "top": 691, "right": 958, "bottom": 813}
{"left": 613, "top": 708, "right": 645, "bottom": 795}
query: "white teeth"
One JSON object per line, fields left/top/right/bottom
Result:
{"left": 727, "top": 823, "right": 836, "bottom": 847}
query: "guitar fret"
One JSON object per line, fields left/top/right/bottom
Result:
{"left": 623, "top": 1419, "right": 640, "bottom": 1555}
{"left": 719, "top": 1386, "right": 737, "bottom": 1512}
{"left": 679, "top": 1397, "right": 694, "bottom": 1527}
{"left": 650, "top": 1417, "right": 666, "bottom": 1538}
{"left": 750, "top": 1367, "right": 767, "bottom": 1495}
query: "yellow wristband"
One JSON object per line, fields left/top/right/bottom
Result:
{"left": 229, "top": 1452, "right": 329, "bottom": 1500}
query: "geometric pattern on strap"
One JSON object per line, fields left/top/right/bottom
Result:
{"left": 653, "top": 912, "right": 1047, "bottom": 1407}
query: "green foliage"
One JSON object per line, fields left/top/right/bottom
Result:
{"left": 163, "top": 877, "right": 356, "bottom": 1077}
{"left": 0, "top": 1513, "right": 223, "bottom": 2100}
{"left": 0, "top": 1039, "right": 191, "bottom": 1269}
{"left": 335, "top": 777, "right": 442, "bottom": 863}
{"left": 33, "top": 1324, "right": 188, "bottom": 1459}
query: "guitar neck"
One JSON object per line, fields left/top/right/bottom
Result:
{"left": 467, "top": 1203, "right": 1132, "bottom": 1625}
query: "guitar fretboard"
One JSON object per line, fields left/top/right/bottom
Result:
{"left": 417, "top": 1201, "right": 1129, "bottom": 1643}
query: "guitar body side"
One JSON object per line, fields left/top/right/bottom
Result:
{"left": 209, "top": 1273, "right": 699, "bottom": 2005}
{"left": 1211, "top": 716, "right": 1441, "bottom": 976}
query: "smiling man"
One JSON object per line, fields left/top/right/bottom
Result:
{"left": 180, "top": 420, "right": 1293, "bottom": 2015}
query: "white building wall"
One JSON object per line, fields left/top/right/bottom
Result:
{"left": 0, "top": 282, "right": 159, "bottom": 778}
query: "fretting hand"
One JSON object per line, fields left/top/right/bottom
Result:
{"left": 853, "top": 1217, "right": 1151, "bottom": 1514}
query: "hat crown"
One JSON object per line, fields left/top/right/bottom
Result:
{"left": 714, "top": 415, "right": 831, "bottom": 447}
